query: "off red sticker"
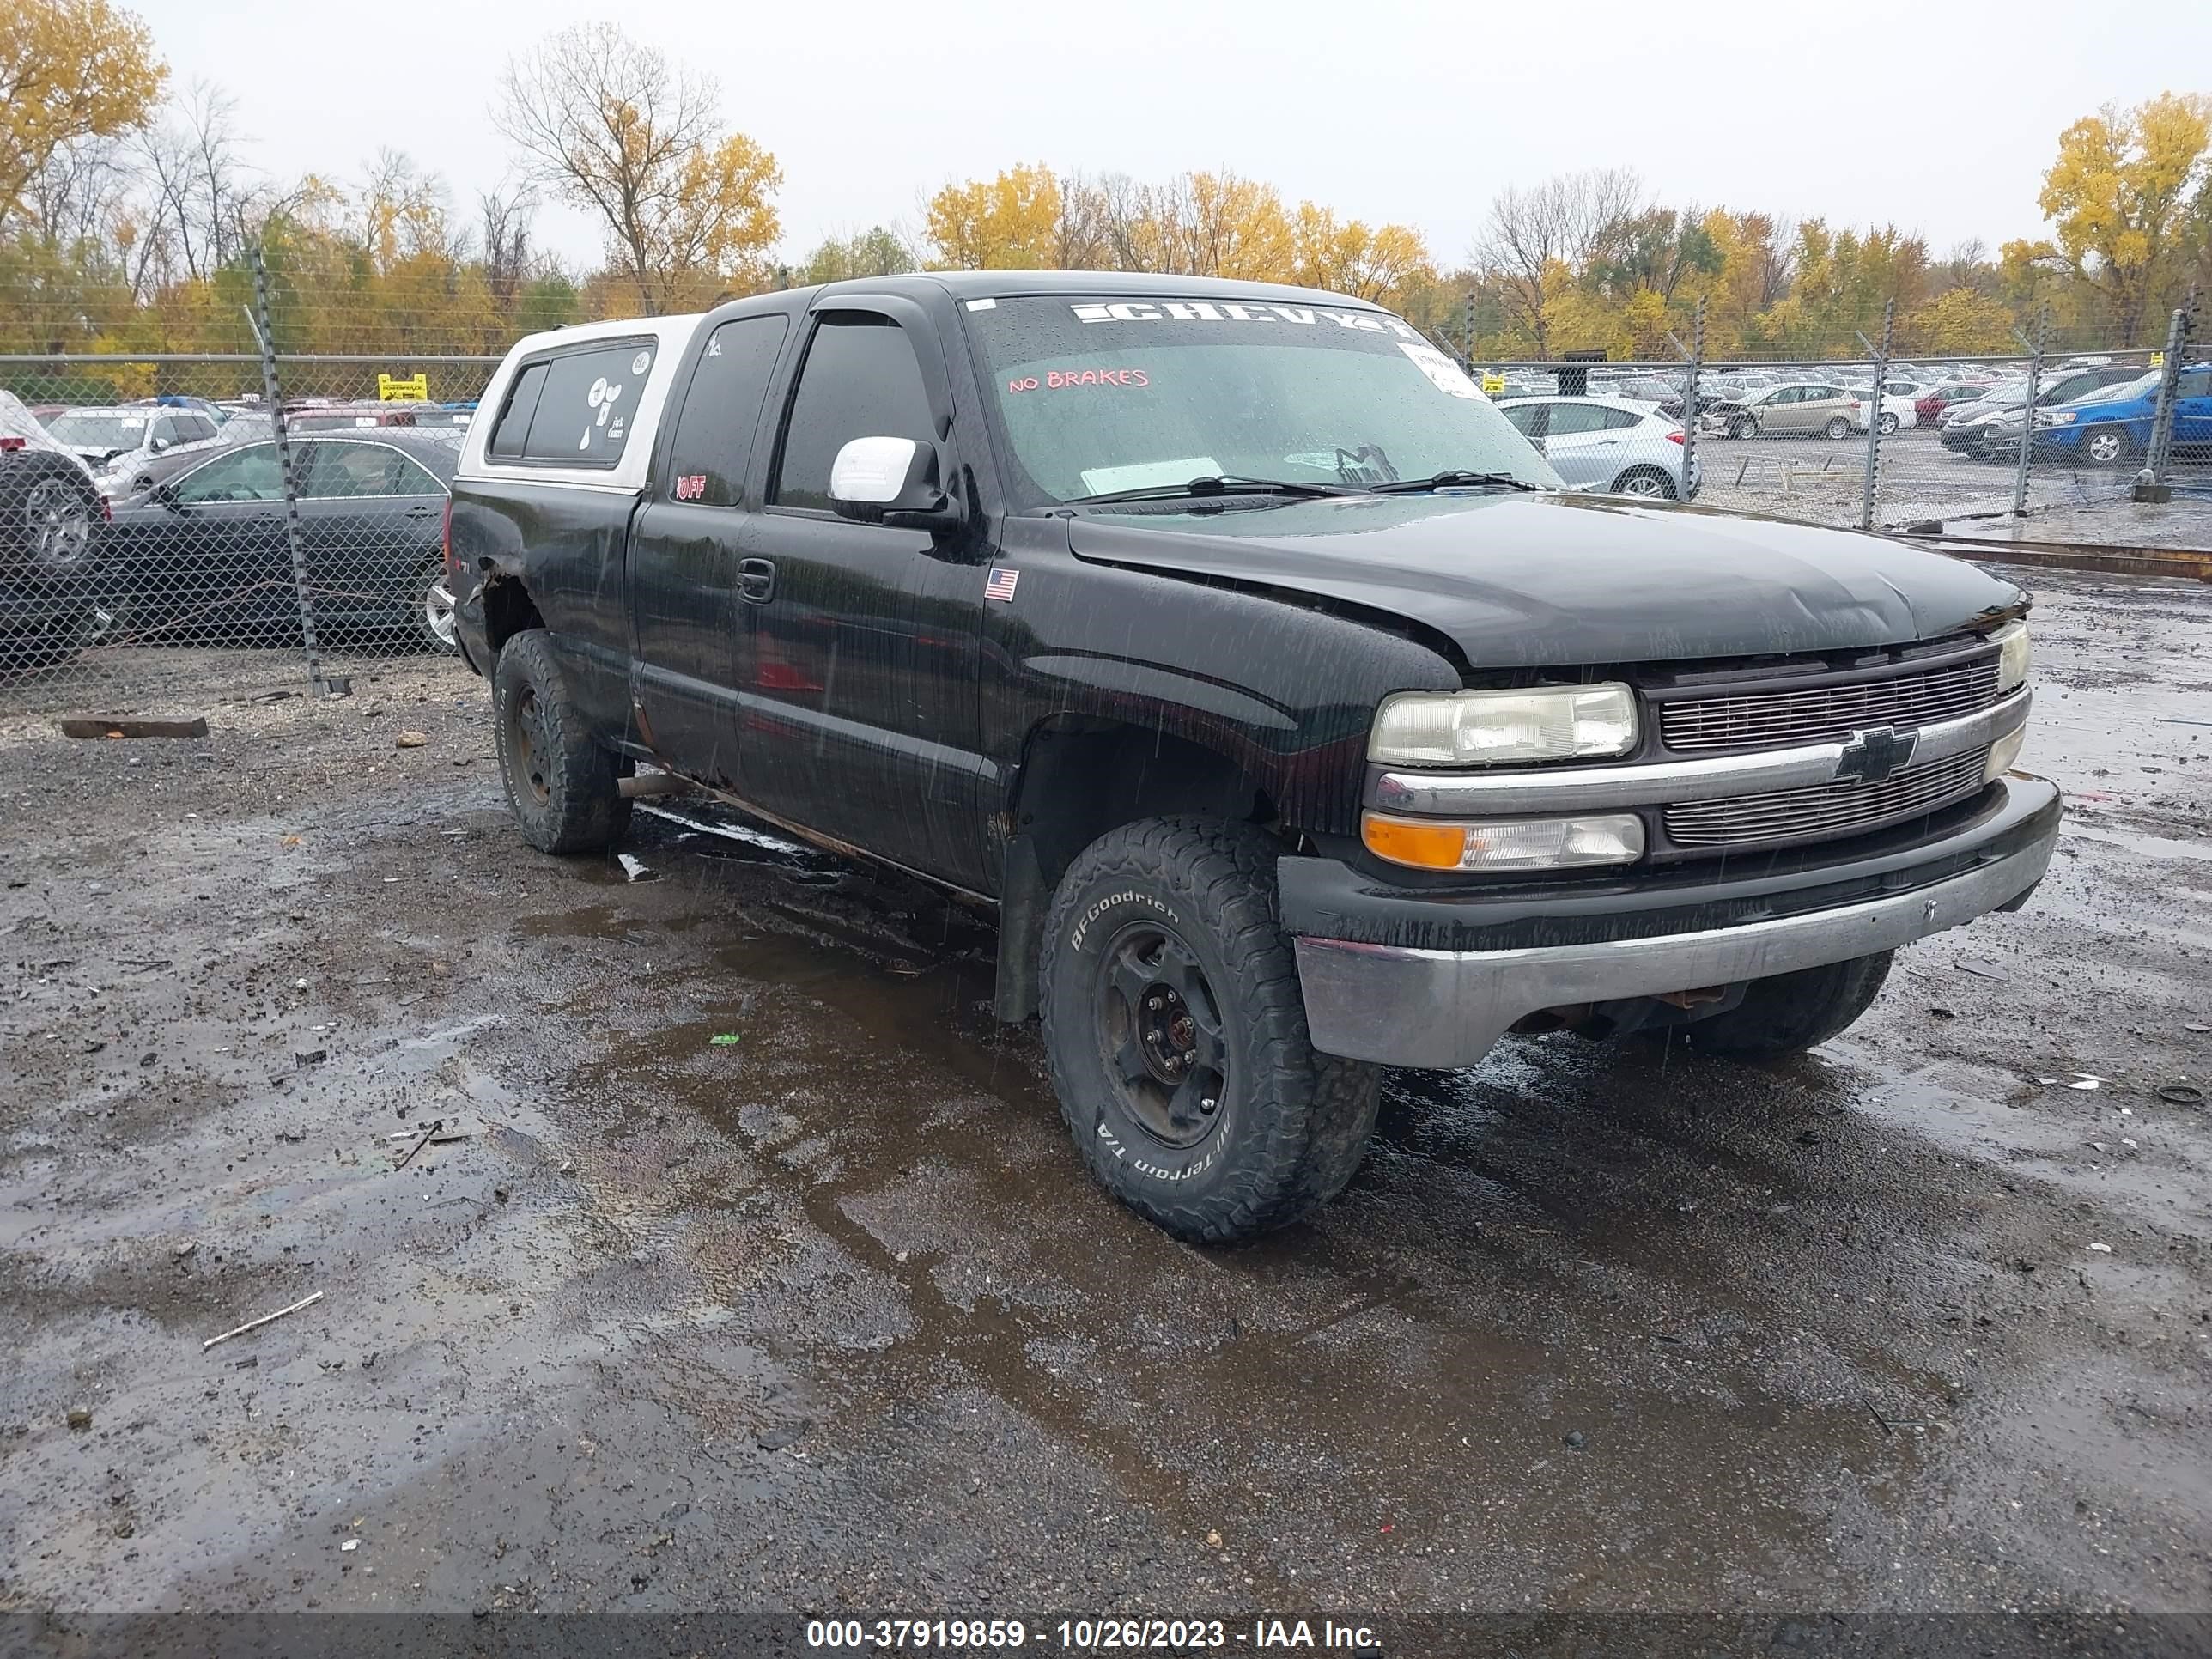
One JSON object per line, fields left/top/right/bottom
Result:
{"left": 1007, "top": 368, "right": 1151, "bottom": 393}
{"left": 674, "top": 473, "right": 708, "bottom": 501}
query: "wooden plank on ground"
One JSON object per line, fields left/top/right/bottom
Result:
{"left": 58, "top": 717, "right": 211, "bottom": 740}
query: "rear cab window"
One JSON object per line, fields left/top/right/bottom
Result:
{"left": 487, "top": 340, "right": 658, "bottom": 467}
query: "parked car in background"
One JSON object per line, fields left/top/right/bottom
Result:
{"left": 98, "top": 414, "right": 275, "bottom": 500}
{"left": 1940, "top": 365, "right": 2146, "bottom": 459}
{"left": 1494, "top": 396, "right": 1698, "bottom": 499}
{"left": 1844, "top": 386, "right": 1920, "bottom": 434}
{"left": 1990, "top": 364, "right": 2212, "bottom": 468}
{"left": 1706, "top": 381, "right": 1860, "bottom": 439}
{"left": 1913, "top": 378, "right": 2000, "bottom": 425}
{"left": 45, "top": 403, "right": 222, "bottom": 495}
{"left": 0, "top": 392, "right": 106, "bottom": 669}
{"left": 283, "top": 401, "right": 434, "bottom": 433}
{"left": 102, "top": 430, "right": 463, "bottom": 650}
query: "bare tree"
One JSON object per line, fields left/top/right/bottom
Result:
{"left": 132, "top": 82, "right": 259, "bottom": 289}
{"left": 1474, "top": 167, "right": 1646, "bottom": 355}
{"left": 479, "top": 184, "right": 538, "bottom": 308}
{"left": 495, "top": 22, "right": 780, "bottom": 313}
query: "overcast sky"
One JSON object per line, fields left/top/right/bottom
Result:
{"left": 134, "top": 0, "right": 2210, "bottom": 276}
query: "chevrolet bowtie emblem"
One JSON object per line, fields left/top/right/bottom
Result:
{"left": 1834, "top": 724, "right": 1918, "bottom": 785}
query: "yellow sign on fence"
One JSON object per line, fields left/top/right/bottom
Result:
{"left": 1480, "top": 372, "right": 1507, "bottom": 395}
{"left": 378, "top": 372, "right": 428, "bottom": 402}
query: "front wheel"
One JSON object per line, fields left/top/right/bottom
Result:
{"left": 1728, "top": 416, "right": 1758, "bottom": 441}
{"left": 2081, "top": 425, "right": 2131, "bottom": 467}
{"left": 492, "top": 629, "right": 631, "bottom": 854}
{"left": 1681, "top": 951, "right": 1893, "bottom": 1060}
{"left": 1040, "top": 817, "right": 1380, "bottom": 1243}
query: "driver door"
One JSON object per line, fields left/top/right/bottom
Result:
{"left": 734, "top": 307, "right": 993, "bottom": 889}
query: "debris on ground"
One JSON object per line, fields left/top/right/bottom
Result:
{"left": 708, "top": 1033, "right": 741, "bottom": 1047}
{"left": 201, "top": 1290, "right": 325, "bottom": 1351}
{"left": 173, "top": 1240, "right": 196, "bottom": 1260}
{"left": 295, "top": 1049, "right": 327, "bottom": 1068}
{"left": 755, "top": 1420, "right": 810, "bottom": 1451}
{"left": 617, "top": 854, "right": 654, "bottom": 883}
{"left": 2087, "top": 1243, "right": 2113, "bottom": 1254}
{"left": 340, "top": 1538, "right": 359, "bottom": 1553}
{"left": 65, "top": 1407, "right": 91, "bottom": 1431}
{"left": 2156, "top": 1082, "right": 2204, "bottom": 1104}
{"left": 58, "top": 716, "right": 210, "bottom": 740}
{"left": 392, "top": 1121, "right": 441, "bottom": 1170}
{"left": 1955, "top": 957, "right": 2011, "bottom": 981}
{"left": 395, "top": 731, "right": 430, "bottom": 749}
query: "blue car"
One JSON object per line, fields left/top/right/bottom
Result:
{"left": 2020, "top": 362, "right": 2212, "bottom": 468}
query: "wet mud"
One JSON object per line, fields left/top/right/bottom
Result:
{"left": 1, "top": 568, "right": 2207, "bottom": 1620}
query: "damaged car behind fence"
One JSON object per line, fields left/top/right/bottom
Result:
{"left": 447, "top": 274, "right": 2057, "bottom": 1244}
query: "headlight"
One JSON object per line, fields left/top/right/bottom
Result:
{"left": 1362, "top": 811, "right": 1645, "bottom": 872}
{"left": 1990, "top": 620, "right": 2030, "bottom": 691}
{"left": 1369, "top": 684, "right": 1638, "bottom": 767}
{"left": 2042, "top": 410, "right": 2076, "bottom": 426}
{"left": 1982, "top": 725, "right": 2027, "bottom": 783}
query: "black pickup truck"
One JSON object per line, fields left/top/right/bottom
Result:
{"left": 448, "top": 273, "right": 2057, "bottom": 1243}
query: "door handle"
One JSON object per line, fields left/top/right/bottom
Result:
{"left": 738, "top": 557, "right": 776, "bottom": 604}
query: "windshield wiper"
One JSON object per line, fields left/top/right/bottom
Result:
{"left": 1367, "top": 470, "right": 1542, "bottom": 495}
{"left": 1062, "top": 475, "right": 1365, "bottom": 506}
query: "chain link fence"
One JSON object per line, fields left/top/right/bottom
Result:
{"left": 0, "top": 248, "right": 500, "bottom": 712}
{"left": 1456, "top": 295, "right": 2207, "bottom": 538}
{"left": 2, "top": 249, "right": 2205, "bottom": 712}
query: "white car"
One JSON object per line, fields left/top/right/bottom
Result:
{"left": 1844, "top": 386, "right": 1920, "bottom": 435}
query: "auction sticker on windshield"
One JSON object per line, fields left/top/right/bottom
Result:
{"left": 1397, "top": 342, "right": 1482, "bottom": 399}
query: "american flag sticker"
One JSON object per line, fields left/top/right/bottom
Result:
{"left": 984, "top": 568, "right": 1020, "bottom": 603}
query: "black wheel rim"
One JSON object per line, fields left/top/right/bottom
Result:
{"left": 1097, "top": 921, "right": 1228, "bottom": 1150}
{"left": 510, "top": 684, "right": 550, "bottom": 805}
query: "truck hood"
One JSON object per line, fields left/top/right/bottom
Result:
{"left": 1066, "top": 491, "right": 2022, "bottom": 666}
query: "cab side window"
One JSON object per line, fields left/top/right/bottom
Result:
{"left": 664, "top": 314, "right": 789, "bottom": 507}
{"left": 771, "top": 315, "right": 935, "bottom": 513}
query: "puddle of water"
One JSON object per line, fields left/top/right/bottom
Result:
{"left": 513, "top": 903, "right": 657, "bottom": 944}
{"left": 2063, "top": 821, "right": 2212, "bottom": 863}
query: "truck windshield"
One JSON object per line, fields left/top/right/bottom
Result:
{"left": 966, "top": 295, "right": 1561, "bottom": 508}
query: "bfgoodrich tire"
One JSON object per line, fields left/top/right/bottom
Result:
{"left": 492, "top": 629, "right": 631, "bottom": 854}
{"left": 1681, "top": 951, "right": 1894, "bottom": 1060}
{"left": 1039, "top": 817, "right": 1380, "bottom": 1244}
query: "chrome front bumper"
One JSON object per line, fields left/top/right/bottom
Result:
{"left": 1292, "top": 781, "right": 2058, "bottom": 1068}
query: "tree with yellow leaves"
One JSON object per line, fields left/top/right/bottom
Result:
{"left": 0, "top": 0, "right": 166, "bottom": 227}
{"left": 2019, "top": 92, "right": 2211, "bottom": 346}
{"left": 495, "top": 22, "right": 781, "bottom": 314}
{"left": 923, "top": 164, "right": 1064, "bottom": 270}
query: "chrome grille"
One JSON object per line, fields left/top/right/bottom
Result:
{"left": 1664, "top": 748, "right": 1990, "bottom": 848}
{"left": 1660, "top": 656, "right": 2001, "bottom": 752}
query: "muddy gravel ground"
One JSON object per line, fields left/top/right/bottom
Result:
{"left": 1, "top": 566, "right": 2208, "bottom": 1651}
